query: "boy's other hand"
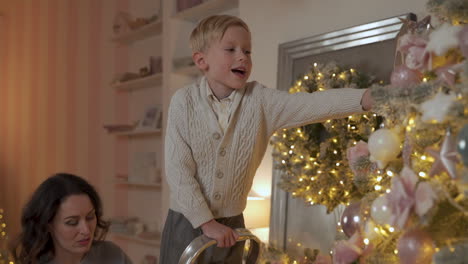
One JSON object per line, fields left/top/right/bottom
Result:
{"left": 201, "top": 219, "right": 240, "bottom": 248}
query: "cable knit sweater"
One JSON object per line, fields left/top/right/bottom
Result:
{"left": 165, "top": 76, "right": 366, "bottom": 228}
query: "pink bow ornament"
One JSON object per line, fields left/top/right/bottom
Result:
{"left": 333, "top": 232, "right": 373, "bottom": 264}
{"left": 386, "top": 166, "right": 437, "bottom": 229}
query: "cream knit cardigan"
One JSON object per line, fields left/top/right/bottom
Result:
{"left": 165, "top": 76, "right": 366, "bottom": 228}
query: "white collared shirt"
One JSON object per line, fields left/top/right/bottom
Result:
{"left": 206, "top": 85, "right": 236, "bottom": 134}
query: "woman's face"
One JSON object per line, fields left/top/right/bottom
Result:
{"left": 49, "top": 194, "right": 97, "bottom": 258}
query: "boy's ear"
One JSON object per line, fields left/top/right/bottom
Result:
{"left": 192, "top": 52, "right": 208, "bottom": 71}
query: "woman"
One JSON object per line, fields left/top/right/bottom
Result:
{"left": 11, "top": 173, "right": 132, "bottom": 264}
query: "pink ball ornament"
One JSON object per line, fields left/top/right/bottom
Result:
{"left": 340, "top": 202, "right": 363, "bottom": 237}
{"left": 390, "top": 65, "right": 423, "bottom": 87}
{"left": 458, "top": 25, "right": 468, "bottom": 59}
{"left": 397, "top": 228, "right": 435, "bottom": 264}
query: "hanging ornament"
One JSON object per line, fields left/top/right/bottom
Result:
{"left": 340, "top": 201, "right": 363, "bottom": 238}
{"left": 368, "top": 128, "right": 401, "bottom": 169}
{"left": 370, "top": 195, "right": 392, "bottom": 225}
{"left": 419, "top": 91, "right": 456, "bottom": 123}
{"left": 390, "top": 65, "right": 423, "bottom": 87}
{"left": 456, "top": 124, "right": 468, "bottom": 167}
{"left": 426, "top": 129, "right": 460, "bottom": 178}
{"left": 397, "top": 228, "right": 435, "bottom": 264}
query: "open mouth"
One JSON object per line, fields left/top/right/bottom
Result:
{"left": 231, "top": 67, "right": 247, "bottom": 78}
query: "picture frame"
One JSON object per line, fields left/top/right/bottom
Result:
{"left": 138, "top": 105, "right": 162, "bottom": 130}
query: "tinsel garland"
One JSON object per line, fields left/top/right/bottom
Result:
{"left": 270, "top": 63, "right": 382, "bottom": 212}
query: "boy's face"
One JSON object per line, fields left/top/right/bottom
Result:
{"left": 194, "top": 26, "right": 252, "bottom": 95}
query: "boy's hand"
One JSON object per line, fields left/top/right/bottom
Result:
{"left": 200, "top": 219, "right": 239, "bottom": 248}
{"left": 361, "top": 89, "right": 374, "bottom": 111}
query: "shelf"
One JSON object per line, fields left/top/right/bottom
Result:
{"left": 173, "top": 65, "right": 200, "bottom": 76}
{"left": 174, "top": 0, "right": 239, "bottom": 22}
{"left": 111, "top": 232, "right": 160, "bottom": 247}
{"left": 112, "top": 73, "right": 162, "bottom": 91}
{"left": 112, "top": 20, "right": 162, "bottom": 45}
{"left": 113, "top": 128, "right": 162, "bottom": 137}
{"left": 115, "top": 179, "right": 161, "bottom": 189}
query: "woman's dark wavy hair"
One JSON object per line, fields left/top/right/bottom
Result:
{"left": 10, "top": 173, "right": 110, "bottom": 264}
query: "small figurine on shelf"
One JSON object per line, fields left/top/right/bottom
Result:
{"left": 113, "top": 11, "right": 132, "bottom": 35}
{"left": 128, "top": 17, "right": 150, "bottom": 30}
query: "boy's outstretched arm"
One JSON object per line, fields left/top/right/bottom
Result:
{"left": 201, "top": 219, "right": 239, "bottom": 248}
{"left": 360, "top": 89, "right": 374, "bottom": 111}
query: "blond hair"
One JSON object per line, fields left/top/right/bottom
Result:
{"left": 190, "top": 15, "right": 250, "bottom": 53}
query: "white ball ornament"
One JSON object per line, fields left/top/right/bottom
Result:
{"left": 368, "top": 128, "right": 401, "bottom": 169}
{"left": 370, "top": 195, "right": 392, "bottom": 225}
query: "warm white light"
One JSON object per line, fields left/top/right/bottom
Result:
{"left": 363, "top": 238, "right": 369, "bottom": 245}
{"left": 245, "top": 196, "right": 270, "bottom": 229}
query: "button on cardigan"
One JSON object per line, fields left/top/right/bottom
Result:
{"left": 165, "top": 76, "right": 366, "bottom": 228}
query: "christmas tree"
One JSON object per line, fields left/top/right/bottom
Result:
{"left": 268, "top": 0, "right": 468, "bottom": 263}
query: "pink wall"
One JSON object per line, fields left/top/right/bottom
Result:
{"left": 0, "top": 0, "right": 129, "bottom": 235}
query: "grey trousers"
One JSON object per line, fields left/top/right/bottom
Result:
{"left": 159, "top": 209, "right": 245, "bottom": 264}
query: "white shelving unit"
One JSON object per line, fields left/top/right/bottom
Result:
{"left": 173, "top": 0, "right": 239, "bottom": 22}
{"left": 112, "top": 128, "right": 162, "bottom": 137}
{"left": 112, "top": 73, "right": 163, "bottom": 91}
{"left": 173, "top": 65, "right": 200, "bottom": 77}
{"left": 112, "top": 19, "right": 163, "bottom": 45}
{"left": 115, "top": 173, "right": 162, "bottom": 188}
{"left": 115, "top": 180, "right": 162, "bottom": 188}
{"left": 107, "top": 2, "right": 167, "bottom": 262}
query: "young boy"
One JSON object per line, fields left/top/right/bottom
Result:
{"left": 161, "top": 15, "right": 373, "bottom": 263}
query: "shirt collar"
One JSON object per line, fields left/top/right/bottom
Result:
{"left": 206, "top": 81, "right": 236, "bottom": 103}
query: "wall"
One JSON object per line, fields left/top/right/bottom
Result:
{"left": 0, "top": 0, "right": 127, "bottom": 236}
